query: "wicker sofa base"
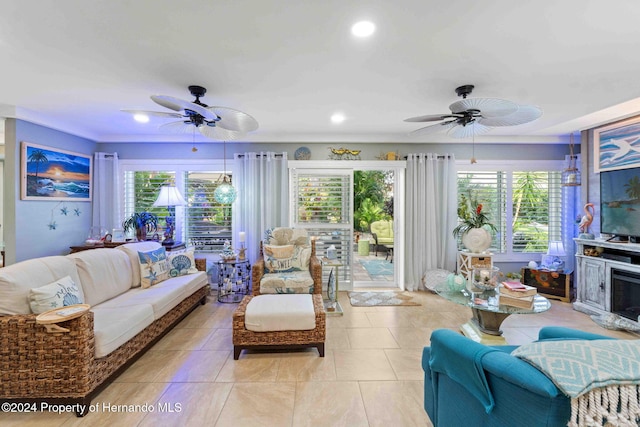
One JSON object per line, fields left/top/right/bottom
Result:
{"left": 0, "top": 285, "right": 209, "bottom": 416}
{"left": 232, "top": 294, "right": 326, "bottom": 360}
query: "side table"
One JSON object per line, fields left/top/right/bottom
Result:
{"left": 163, "top": 241, "right": 186, "bottom": 252}
{"left": 357, "top": 239, "right": 370, "bottom": 256}
{"left": 321, "top": 257, "right": 344, "bottom": 316}
{"left": 457, "top": 251, "right": 493, "bottom": 280}
{"left": 217, "top": 258, "right": 251, "bottom": 303}
{"left": 69, "top": 241, "right": 127, "bottom": 253}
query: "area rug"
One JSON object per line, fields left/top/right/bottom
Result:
{"left": 360, "top": 259, "right": 393, "bottom": 276}
{"left": 348, "top": 291, "right": 421, "bottom": 307}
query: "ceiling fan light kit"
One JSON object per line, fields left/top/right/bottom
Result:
{"left": 405, "top": 84, "right": 542, "bottom": 138}
{"left": 123, "top": 85, "right": 258, "bottom": 141}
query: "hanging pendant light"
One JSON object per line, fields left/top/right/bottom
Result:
{"left": 562, "top": 132, "right": 581, "bottom": 187}
{"left": 214, "top": 140, "right": 237, "bottom": 203}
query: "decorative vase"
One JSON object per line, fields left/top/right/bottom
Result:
{"left": 462, "top": 227, "right": 492, "bottom": 253}
{"left": 469, "top": 266, "right": 501, "bottom": 292}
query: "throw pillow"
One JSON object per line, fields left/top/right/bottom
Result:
{"left": 422, "top": 269, "right": 453, "bottom": 292}
{"left": 166, "top": 248, "right": 199, "bottom": 277}
{"left": 29, "top": 275, "right": 84, "bottom": 314}
{"left": 263, "top": 244, "right": 312, "bottom": 273}
{"left": 263, "top": 244, "right": 295, "bottom": 272}
{"left": 138, "top": 247, "right": 169, "bottom": 288}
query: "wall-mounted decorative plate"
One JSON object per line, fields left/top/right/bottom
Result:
{"left": 294, "top": 146, "right": 311, "bottom": 160}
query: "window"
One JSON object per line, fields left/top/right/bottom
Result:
{"left": 457, "top": 161, "right": 562, "bottom": 259}
{"left": 122, "top": 170, "right": 175, "bottom": 239}
{"left": 120, "top": 161, "right": 232, "bottom": 254}
{"left": 184, "top": 172, "right": 232, "bottom": 253}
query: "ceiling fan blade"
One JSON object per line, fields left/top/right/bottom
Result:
{"left": 409, "top": 121, "right": 457, "bottom": 136}
{"left": 121, "top": 109, "right": 183, "bottom": 119}
{"left": 151, "top": 95, "right": 218, "bottom": 121}
{"left": 477, "top": 104, "right": 543, "bottom": 127}
{"left": 198, "top": 123, "right": 244, "bottom": 141}
{"left": 447, "top": 122, "right": 492, "bottom": 138}
{"left": 404, "top": 114, "right": 456, "bottom": 123}
{"left": 208, "top": 106, "right": 259, "bottom": 132}
{"left": 450, "top": 98, "right": 518, "bottom": 117}
{"left": 158, "top": 120, "right": 194, "bottom": 134}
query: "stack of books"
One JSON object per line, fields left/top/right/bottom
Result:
{"left": 498, "top": 281, "right": 537, "bottom": 309}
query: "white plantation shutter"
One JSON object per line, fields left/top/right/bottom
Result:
{"left": 512, "top": 171, "right": 562, "bottom": 253}
{"left": 122, "top": 167, "right": 234, "bottom": 254}
{"left": 457, "top": 169, "right": 562, "bottom": 256}
{"left": 291, "top": 169, "right": 353, "bottom": 287}
{"left": 184, "top": 172, "right": 232, "bottom": 254}
{"left": 457, "top": 171, "right": 507, "bottom": 253}
{"left": 122, "top": 170, "right": 175, "bottom": 238}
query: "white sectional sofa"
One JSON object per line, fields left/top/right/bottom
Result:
{"left": 0, "top": 241, "right": 209, "bottom": 416}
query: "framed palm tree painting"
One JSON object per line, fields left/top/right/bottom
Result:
{"left": 21, "top": 141, "right": 92, "bottom": 201}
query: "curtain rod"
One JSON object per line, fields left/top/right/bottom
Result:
{"left": 403, "top": 154, "right": 453, "bottom": 160}
{"left": 234, "top": 153, "right": 286, "bottom": 159}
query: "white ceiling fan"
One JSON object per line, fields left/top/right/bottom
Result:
{"left": 122, "top": 85, "right": 258, "bottom": 140}
{"left": 404, "top": 84, "right": 542, "bottom": 138}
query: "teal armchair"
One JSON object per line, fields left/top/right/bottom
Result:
{"left": 422, "top": 327, "right": 614, "bottom": 426}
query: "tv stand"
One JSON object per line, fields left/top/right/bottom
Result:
{"left": 574, "top": 238, "right": 640, "bottom": 323}
{"left": 605, "top": 235, "right": 640, "bottom": 243}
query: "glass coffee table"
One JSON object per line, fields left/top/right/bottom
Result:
{"left": 435, "top": 284, "right": 551, "bottom": 344}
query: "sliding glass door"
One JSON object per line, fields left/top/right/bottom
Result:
{"left": 290, "top": 168, "right": 354, "bottom": 288}
{"left": 289, "top": 161, "right": 405, "bottom": 291}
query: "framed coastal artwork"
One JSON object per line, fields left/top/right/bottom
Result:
{"left": 21, "top": 141, "right": 92, "bottom": 201}
{"left": 594, "top": 115, "right": 640, "bottom": 173}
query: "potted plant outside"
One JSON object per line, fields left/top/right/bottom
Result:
{"left": 452, "top": 203, "right": 497, "bottom": 253}
{"left": 122, "top": 212, "right": 158, "bottom": 241}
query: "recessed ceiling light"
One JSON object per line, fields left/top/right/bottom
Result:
{"left": 351, "top": 21, "right": 375, "bottom": 37}
{"left": 331, "top": 113, "right": 346, "bottom": 124}
{"left": 134, "top": 113, "right": 149, "bottom": 123}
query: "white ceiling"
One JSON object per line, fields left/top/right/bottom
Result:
{"left": 2, "top": 0, "right": 640, "bottom": 145}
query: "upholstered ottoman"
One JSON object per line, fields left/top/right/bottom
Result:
{"left": 232, "top": 293, "right": 325, "bottom": 359}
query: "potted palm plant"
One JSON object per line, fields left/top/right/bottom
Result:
{"left": 122, "top": 212, "right": 158, "bottom": 241}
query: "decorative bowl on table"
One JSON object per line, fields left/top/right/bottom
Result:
{"left": 469, "top": 266, "right": 501, "bottom": 291}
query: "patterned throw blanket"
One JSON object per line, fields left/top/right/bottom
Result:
{"left": 512, "top": 340, "right": 640, "bottom": 426}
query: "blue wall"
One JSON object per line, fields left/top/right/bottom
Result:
{"left": 5, "top": 120, "right": 96, "bottom": 263}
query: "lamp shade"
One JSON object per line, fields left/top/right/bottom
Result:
{"left": 547, "top": 241, "right": 566, "bottom": 257}
{"left": 152, "top": 186, "right": 187, "bottom": 207}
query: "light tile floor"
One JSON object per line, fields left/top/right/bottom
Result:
{"left": 4, "top": 290, "right": 637, "bottom": 426}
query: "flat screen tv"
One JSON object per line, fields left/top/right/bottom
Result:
{"left": 600, "top": 166, "right": 640, "bottom": 242}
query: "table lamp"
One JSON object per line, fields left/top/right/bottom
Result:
{"left": 541, "top": 241, "right": 566, "bottom": 271}
{"left": 152, "top": 186, "right": 187, "bottom": 246}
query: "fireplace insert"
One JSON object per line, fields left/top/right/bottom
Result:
{"left": 611, "top": 268, "right": 640, "bottom": 321}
